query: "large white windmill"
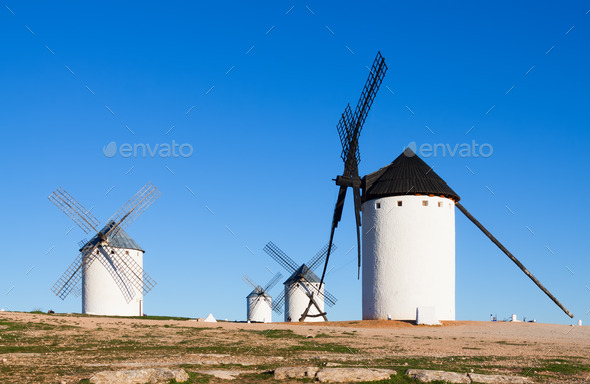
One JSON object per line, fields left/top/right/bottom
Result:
{"left": 263, "top": 242, "right": 337, "bottom": 322}
{"left": 243, "top": 272, "right": 282, "bottom": 323}
{"left": 315, "top": 51, "right": 573, "bottom": 324}
{"left": 48, "top": 182, "right": 161, "bottom": 316}
{"left": 360, "top": 148, "right": 574, "bottom": 321}
{"left": 360, "top": 149, "right": 458, "bottom": 321}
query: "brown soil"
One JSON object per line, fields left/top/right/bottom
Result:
{"left": 0, "top": 311, "right": 588, "bottom": 383}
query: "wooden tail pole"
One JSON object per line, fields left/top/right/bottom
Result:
{"left": 456, "top": 202, "right": 574, "bottom": 318}
{"left": 299, "top": 293, "right": 328, "bottom": 322}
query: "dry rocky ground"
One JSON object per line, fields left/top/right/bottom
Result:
{"left": 0, "top": 311, "right": 589, "bottom": 383}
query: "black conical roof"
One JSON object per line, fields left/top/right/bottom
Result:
{"left": 79, "top": 221, "right": 144, "bottom": 252}
{"left": 362, "top": 147, "right": 460, "bottom": 202}
{"left": 284, "top": 264, "right": 321, "bottom": 285}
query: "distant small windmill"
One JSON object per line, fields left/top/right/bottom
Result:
{"left": 263, "top": 242, "right": 337, "bottom": 322}
{"left": 48, "top": 182, "right": 161, "bottom": 316}
{"left": 243, "top": 272, "right": 283, "bottom": 323}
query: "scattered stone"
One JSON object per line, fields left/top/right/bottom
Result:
{"left": 316, "top": 368, "right": 396, "bottom": 382}
{"left": 89, "top": 368, "right": 189, "bottom": 384}
{"left": 274, "top": 367, "right": 319, "bottom": 380}
{"left": 199, "top": 370, "right": 241, "bottom": 380}
{"left": 325, "top": 362, "right": 342, "bottom": 367}
{"left": 1, "top": 358, "right": 7, "bottom": 363}
{"left": 468, "top": 373, "right": 530, "bottom": 383}
{"left": 406, "top": 369, "right": 470, "bottom": 383}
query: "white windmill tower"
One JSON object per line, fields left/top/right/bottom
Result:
{"left": 263, "top": 242, "right": 337, "bottom": 322}
{"left": 360, "top": 148, "right": 459, "bottom": 321}
{"left": 360, "top": 148, "right": 573, "bottom": 321}
{"left": 243, "top": 272, "right": 282, "bottom": 323}
{"left": 48, "top": 183, "right": 161, "bottom": 316}
{"left": 315, "top": 52, "right": 573, "bottom": 324}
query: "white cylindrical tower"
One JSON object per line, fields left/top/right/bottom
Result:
{"left": 361, "top": 148, "right": 460, "bottom": 322}
{"left": 246, "top": 290, "right": 272, "bottom": 323}
{"left": 283, "top": 266, "right": 325, "bottom": 322}
{"left": 82, "top": 227, "right": 145, "bottom": 316}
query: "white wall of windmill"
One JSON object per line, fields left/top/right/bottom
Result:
{"left": 82, "top": 245, "right": 144, "bottom": 316}
{"left": 247, "top": 294, "right": 272, "bottom": 323}
{"left": 284, "top": 281, "right": 325, "bottom": 322}
{"left": 361, "top": 195, "right": 456, "bottom": 322}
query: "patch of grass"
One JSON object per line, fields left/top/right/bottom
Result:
{"left": 495, "top": 340, "right": 528, "bottom": 346}
{"left": 535, "top": 361, "right": 590, "bottom": 375}
{"left": 254, "top": 329, "right": 304, "bottom": 339}
{"left": 235, "top": 371, "right": 275, "bottom": 382}
{"left": 357, "top": 375, "right": 429, "bottom": 383}
{"left": 314, "top": 332, "right": 338, "bottom": 338}
{"left": 372, "top": 355, "right": 515, "bottom": 375}
{"left": 287, "top": 342, "right": 358, "bottom": 354}
{"left": 63, "top": 313, "right": 192, "bottom": 321}
{"left": 176, "top": 372, "right": 211, "bottom": 383}
{"left": 0, "top": 320, "right": 57, "bottom": 331}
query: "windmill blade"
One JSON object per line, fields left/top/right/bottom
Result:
{"left": 248, "top": 295, "right": 263, "bottom": 321}
{"left": 272, "top": 289, "right": 286, "bottom": 314}
{"left": 337, "top": 104, "right": 353, "bottom": 154}
{"left": 337, "top": 104, "right": 359, "bottom": 164}
{"left": 48, "top": 187, "right": 100, "bottom": 234}
{"left": 243, "top": 274, "right": 259, "bottom": 290}
{"left": 456, "top": 202, "right": 574, "bottom": 318}
{"left": 66, "top": 249, "right": 135, "bottom": 303}
{"left": 249, "top": 294, "right": 273, "bottom": 321}
{"left": 263, "top": 242, "right": 299, "bottom": 273}
{"left": 107, "top": 243, "right": 157, "bottom": 295}
{"left": 348, "top": 51, "right": 388, "bottom": 148}
{"left": 261, "top": 295, "right": 274, "bottom": 320}
{"left": 72, "top": 282, "right": 82, "bottom": 298}
{"left": 315, "top": 186, "right": 347, "bottom": 289}
{"left": 51, "top": 242, "right": 99, "bottom": 300}
{"left": 93, "top": 248, "right": 135, "bottom": 303}
{"left": 331, "top": 185, "right": 349, "bottom": 231}
{"left": 309, "top": 52, "right": 386, "bottom": 319}
{"left": 352, "top": 185, "right": 363, "bottom": 278}
{"left": 107, "top": 182, "right": 161, "bottom": 239}
{"left": 52, "top": 254, "right": 85, "bottom": 300}
{"left": 262, "top": 272, "right": 283, "bottom": 292}
{"left": 307, "top": 243, "right": 337, "bottom": 272}
{"left": 78, "top": 238, "right": 88, "bottom": 249}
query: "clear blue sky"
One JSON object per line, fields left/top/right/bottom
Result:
{"left": 1, "top": 1, "right": 589, "bottom": 325}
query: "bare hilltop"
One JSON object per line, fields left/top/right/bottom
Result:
{"left": 0, "top": 311, "right": 588, "bottom": 383}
